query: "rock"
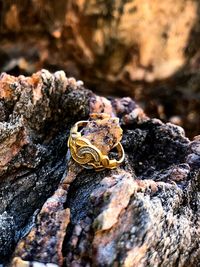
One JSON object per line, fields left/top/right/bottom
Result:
{"left": 0, "top": 1, "right": 200, "bottom": 137}
{"left": 82, "top": 113, "right": 123, "bottom": 155}
{"left": 0, "top": 70, "right": 198, "bottom": 266}
{"left": 0, "top": 70, "right": 91, "bottom": 263}
{"left": 12, "top": 188, "right": 70, "bottom": 266}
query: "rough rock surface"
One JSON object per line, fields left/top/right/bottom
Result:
{"left": 0, "top": 0, "right": 200, "bottom": 137}
{"left": 0, "top": 70, "right": 199, "bottom": 267}
{"left": 81, "top": 113, "right": 123, "bottom": 155}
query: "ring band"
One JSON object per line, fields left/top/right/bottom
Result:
{"left": 68, "top": 120, "right": 125, "bottom": 171}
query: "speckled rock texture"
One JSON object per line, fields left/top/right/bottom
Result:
{"left": 0, "top": 70, "right": 199, "bottom": 267}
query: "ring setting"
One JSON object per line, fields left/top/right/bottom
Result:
{"left": 68, "top": 120, "right": 124, "bottom": 171}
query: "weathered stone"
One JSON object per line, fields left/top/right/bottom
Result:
{"left": 0, "top": 70, "right": 198, "bottom": 267}
{"left": 0, "top": 0, "right": 200, "bottom": 137}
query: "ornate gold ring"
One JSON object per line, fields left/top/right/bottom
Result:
{"left": 68, "top": 120, "right": 125, "bottom": 171}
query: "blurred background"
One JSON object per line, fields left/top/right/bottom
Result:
{"left": 0, "top": 0, "right": 199, "bottom": 138}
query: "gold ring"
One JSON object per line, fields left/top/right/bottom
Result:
{"left": 67, "top": 120, "right": 125, "bottom": 171}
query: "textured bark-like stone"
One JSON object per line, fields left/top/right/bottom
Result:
{"left": 12, "top": 187, "right": 70, "bottom": 267}
{"left": 82, "top": 113, "right": 123, "bottom": 154}
{"left": 0, "top": 70, "right": 91, "bottom": 264}
{"left": 0, "top": 70, "right": 199, "bottom": 267}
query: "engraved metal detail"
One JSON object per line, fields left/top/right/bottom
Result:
{"left": 68, "top": 120, "right": 125, "bottom": 170}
